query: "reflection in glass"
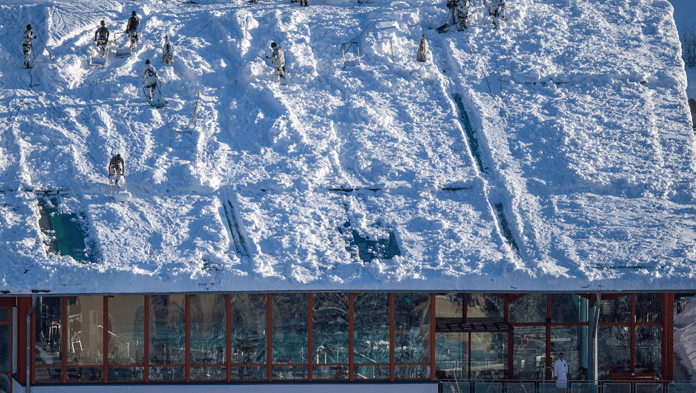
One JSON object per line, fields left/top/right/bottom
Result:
{"left": 190, "top": 366, "right": 225, "bottom": 380}
{"left": 190, "top": 294, "right": 226, "bottom": 366}
{"left": 471, "top": 332, "right": 507, "bottom": 379}
{"left": 436, "top": 293, "right": 463, "bottom": 323}
{"left": 395, "top": 365, "right": 429, "bottom": 379}
{"left": 313, "top": 293, "right": 348, "bottom": 365}
{"left": 149, "top": 295, "right": 185, "bottom": 365}
{"left": 313, "top": 365, "right": 348, "bottom": 379}
{"left": 108, "top": 295, "right": 144, "bottom": 365}
{"left": 107, "top": 367, "right": 143, "bottom": 381}
{"left": 468, "top": 294, "right": 504, "bottom": 323}
{"left": 230, "top": 366, "right": 266, "bottom": 380}
{"left": 510, "top": 294, "right": 546, "bottom": 323}
{"left": 0, "top": 310, "right": 9, "bottom": 322}
{"left": 354, "top": 293, "right": 389, "bottom": 365}
{"left": 0, "top": 326, "right": 10, "bottom": 372}
{"left": 272, "top": 294, "right": 307, "bottom": 365}
{"left": 550, "top": 294, "right": 588, "bottom": 323}
{"left": 550, "top": 326, "right": 587, "bottom": 380}
{"left": 636, "top": 326, "right": 662, "bottom": 375}
{"left": 353, "top": 365, "right": 389, "bottom": 379}
{"left": 149, "top": 366, "right": 184, "bottom": 380}
{"left": 598, "top": 326, "right": 630, "bottom": 379}
{"left": 271, "top": 366, "right": 307, "bottom": 380}
{"left": 514, "top": 326, "right": 545, "bottom": 379}
{"left": 599, "top": 296, "right": 630, "bottom": 323}
{"left": 67, "top": 367, "right": 102, "bottom": 381}
{"left": 0, "top": 374, "right": 10, "bottom": 393}
{"left": 67, "top": 296, "right": 103, "bottom": 366}
{"left": 34, "top": 368, "right": 61, "bottom": 382}
{"left": 231, "top": 293, "right": 267, "bottom": 365}
{"left": 436, "top": 332, "right": 468, "bottom": 380}
{"left": 636, "top": 294, "right": 661, "bottom": 323}
{"left": 35, "top": 297, "right": 62, "bottom": 366}
{"left": 394, "top": 293, "right": 430, "bottom": 364}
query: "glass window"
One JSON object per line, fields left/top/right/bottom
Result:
{"left": 436, "top": 293, "right": 463, "bottom": 323}
{"left": 468, "top": 294, "right": 505, "bottom": 323}
{"left": 0, "top": 374, "right": 10, "bottom": 393}
{"left": 35, "top": 297, "right": 62, "bottom": 366}
{"left": 635, "top": 326, "right": 662, "bottom": 375}
{"left": 272, "top": 294, "right": 308, "bottom": 365}
{"left": 313, "top": 293, "right": 349, "bottom": 368}
{"left": 510, "top": 294, "right": 546, "bottom": 323}
{"left": 550, "top": 326, "right": 588, "bottom": 380}
{"left": 149, "top": 295, "right": 185, "bottom": 365}
{"left": 354, "top": 293, "right": 390, "bottom": 367}
{"left": 0, "top": 325, "right": 10, "bottom": 372}
{"left": 598, "top": 326, "right": 630, "bottom": 379}
{"left": 190, "top": 294, "right": 226, "bottom": 366}
{"left": 394, "top": 293, "right": 430, "bottom": 364}
{"left": 0, "top": 310, "right": 9, "bottom": 322}
{"left": 513, "top": 326, "right": 545, "bottom": 379}
{"left": 551, "top": 294, "right": 589, "bottom": 323}
{"left": 230, "top": 294, "right": 267, "bottom": 365}
{"left": 67, "top": 296, "right": 103, "bottom": 366}
{"left": 471, "top": 332, "right": 507, "bottom": 379}
{"left": 108, "top": 295, "right": 144, "bottom": 366}
{"left": 436, "top": 332, "right": 467, "bottom": 380}
{"left": 599, "top": 296, "right": 630, "bottom": 323}
{"left": 636, "top": 294, "right": 662, "bottom": 323}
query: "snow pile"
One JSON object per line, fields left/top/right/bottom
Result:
{"left": 0, "top": 0, "right": 694, "bottom": 294}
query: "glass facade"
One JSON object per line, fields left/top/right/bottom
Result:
{"left": 22, "top": 292, "right": 667, "bottom": 385}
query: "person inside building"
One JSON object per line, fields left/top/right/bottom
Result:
{"left": 94, "top": 20, "right": 110, "bottom": 57}
{"left": 554, "top": 352, "right": 568, "bottom": 389}
{"left": 22, "top": 24, "right": 36, "bottom": 68}
{"left": 126, "top": 11, "right": 140, "bottom": 49}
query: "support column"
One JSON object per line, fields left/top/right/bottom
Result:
{"left": 662, "top": 293, "right": 674, "bottom": 381}
{"left": 588, "top": 293, "right": 601, "bottom": 384}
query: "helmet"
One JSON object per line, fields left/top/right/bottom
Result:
{"left": 132, "top": 11, "right": 137, "bottom": 16}
{"left": 270, "top": 41, "right": 277, "bottom": 48}
{"left": 115, "top": 153, "right": 121, "bottom": 159}
{"left": 100, "top": 20, "right": 105, "bottom": 26}
{"left": 145, "top": 59, "right": 150, "bottom": 64}
{"left": 26, "top": 24, "right": 32, "bottom": 30}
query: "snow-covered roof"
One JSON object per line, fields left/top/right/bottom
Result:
{"left": 1, "top": 0, "right": 695, "bottom": 295}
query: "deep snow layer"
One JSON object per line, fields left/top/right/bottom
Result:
{"left": 0, "top": 0, "right": 694, "bottom": 294}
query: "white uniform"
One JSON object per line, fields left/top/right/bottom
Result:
{"left": 23, "top": 29, "right": 35, "bottom": 67}
{"left": 554, "top": 358, "right": 568, "bottom": 388}
{"left": 457, "top": 0, "right": 469, "bottom": 30}
{"left": 161, "top": 36, "right": 174, "bottom": 65}
{"left": 270, "top": 45, "right": 285, "bottom": 79}
{"left": 417, "top": 34, "right": 428, "bottom": 63}
{"left": 141, "top": 63, "right": 158, "bottom": 100}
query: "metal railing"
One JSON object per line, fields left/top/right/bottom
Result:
{"left": 439, "top": 380, "right": 696, "bottom": 393}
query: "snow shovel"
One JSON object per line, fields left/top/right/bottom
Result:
{"left": 437, "top": 13, "right": 454, "bottom": 33}
{"left": 36, "top": 29, "right": 55, "bottom": 61}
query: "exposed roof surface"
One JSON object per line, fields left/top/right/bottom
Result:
{"left": 0, "top": 0, "right": 694, "bottom": 294}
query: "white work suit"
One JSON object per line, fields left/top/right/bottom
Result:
{"left": 270, "top": 46, "right": 285, "bottom": 80}
{"left": 23, "top": 29, "right": 36, "bottom": 67}
{"left": 141, "top": 63, "right": 159, "bottom": 100}
{"left": 554, "top": 358, "right": 568, "bottom": 388}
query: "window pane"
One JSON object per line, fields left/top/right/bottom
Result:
{"left": 394, "top": 293, "right": 430, "bottom": 364}
{"left": 510, "top": 294, "right": 546, "bottom": 323}
{"left": 514, "top": 326, "right": 545, "bottom": 379}
{"left": 313, "top": 365, "right": 349, "bottom": 379}
{"left": 354, "top": 365, "right": 389, "bottom": 379}
{"left": 149, "top": 295, "right": 185, "bottom": 365}
{"left": 0, "top": 326, "right": 10, "bottom": 372}
{"left": 108, "top": 367, "right": 143, "bottom": 381}
{"left": 395, "top": 365, "right": 429, "bottom": 379}
{"left": 0, "top": 310, "right": 9, "bottom": 322}
{"left": 354, "top": 293, "right": 390, "bottom": 365}
{"left": 67, "top": 367, "right": 102, "bottom": 382}
{"left": 67, "top": 296, "right": 103, "bottom": 365}
{"left": 190, "top": 294, "right": 226, "bottom": 365}
{"left": 272, "top": 294, "right": 307, "bottom": 365}
{"left": 436, "top": 332, "right": 468, "bottom": 380}
{"left": 108, "top": 295, "right": 144, "bottom": 365}
{"left": 599, "top": 295, "right": 630, "bottom": 322}
{"left": 271, "top": 366, "right": 307, "bottom": 380}
{"left": 190, "top": 366, "right": 225, "bottom": 380}
{"left": 0, "top": 374, "right": 10, "bottom": 393}
{"left": 550, "top": 326, "right": 588, "bottom": 380}
{"left": 636, "top": 294, "right": 662, "bottom": 323}
{"left": 636, "top": 326, "right": 662, "bottom": 375}
{"left": 230, "top": 366, "right": 266, "bottom": 380}
{"left": 35, "top": 297, "right": 62, "bottom": 366}
{"left": 231, "top": 293, "right": 267, "bottom": 365}
{"left": 471, "top": 332, "right": 507, "bottom": 379}
{"left": 35, "top": 368, "right": 61, "bottom": 382}
{"left": 468, "top": 293, "right": 505, "bottom": 323}
{"left": 436, "top": 293, "right": 463, "bottom": 323}
{"left": 551, "top": 294, "right": 589, "bottom": 323}
{"left": 313, "top": 293, "right": 348, "bottom": 364}
{"left": 149, "top": 366, "right": 184, "bottom": 380}
{"left": 598, "top": 326, "right": 630, "bottom": 379}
